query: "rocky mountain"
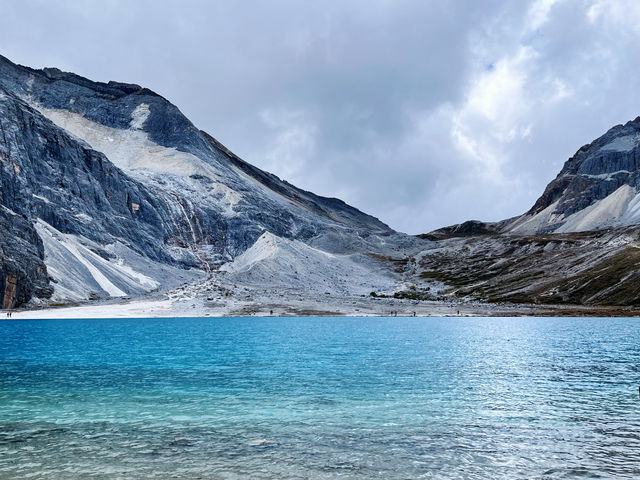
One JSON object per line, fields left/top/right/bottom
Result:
{"left": 0, "top": 208, "right": 51, "bottom": 308}
{"left": 407, "top": 116, "right": 640, "bottom": 307}
{"left": 0, "top": 55, "right": 417, "bottom": 309}
{"left": 506, "top": 117, "right": 640, "bottom": 234}
{"left": 5, "top": 53, "right": 640, "bottom": 313}
{"left": 427, "top": 118, "right": 640, "bottom": 238}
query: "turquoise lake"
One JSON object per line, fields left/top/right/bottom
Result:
{"left": 1, "top": 316, "right": 639, "bottom": 479}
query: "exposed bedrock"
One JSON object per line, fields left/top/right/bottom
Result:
{"left": 0, "top": 208, "right": 52, "bottom": 309}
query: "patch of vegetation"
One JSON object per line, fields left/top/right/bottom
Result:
{"left": 500, "top": 293, "right": 536, "bottom": 304}
{"left": 542, "top": 247, "right": 640, "bottom": 305}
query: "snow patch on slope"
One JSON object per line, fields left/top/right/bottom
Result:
{"left": 60, "top": 237, "right": 127, "bottom": 297}
{"left": 220, "top": 231, "right": 395, "bottom": 295}
{"left": 510, "top": 185, "right": 640, "bottom": 234}
{"left": 579, "top": 170, "right": 632, "bottom": 180}
{"left": 509, "top": 201, "right": 563, "bottom": 234}
{"left": 622, "top": 191, "right": 640, "bottom": 223}
{"left": 32, "top": 194, "right": 50, "bottom": 204}
{"left": 37, "top": 107, "right": 207, "bottom": 176}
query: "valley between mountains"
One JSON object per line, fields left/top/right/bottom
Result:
{"left": 2, "top": 54, "right": 640, "bottom": 317}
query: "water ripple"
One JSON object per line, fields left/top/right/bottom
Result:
{"left": 1, "top": 316, "right": 640, "bottom": 478}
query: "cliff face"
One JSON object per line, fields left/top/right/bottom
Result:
{"left": 0, "top": 85, "right": 176, "bottom": 262}
{"left": 0, "top": 55, "right": 406, "bottom": 307}
{"left": 0, "top": 208, "right": 51, "bottom": 308}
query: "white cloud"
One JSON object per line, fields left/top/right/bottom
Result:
{"left": 259, "top": 108, "right": 318, "bottom": 183}
{"left": 587, "top": 0, "right": 640, "bottom": 29}
{"left": 450, "top": 46, "right": 537, "bottom": 184}
{"left": 527, "top": 0, "right": 558, "bottom": 32}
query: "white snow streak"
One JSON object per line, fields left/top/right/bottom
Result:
{"left": 556, "top": 184, "right": 634, "bottom": 232}
{"left": 64, "top": 241, "right": 127, "bottom": 297}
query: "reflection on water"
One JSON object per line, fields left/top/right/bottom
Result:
{"left": 1, "top": 316, "right": 639, "bottom": 479}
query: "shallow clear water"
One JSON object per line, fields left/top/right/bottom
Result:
{"left": 1, "top": 317, "right": 640, "bottom": 479}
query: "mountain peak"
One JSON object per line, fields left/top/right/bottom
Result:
{"left": 0, "top": 54, "right": 401, "bottom": 308}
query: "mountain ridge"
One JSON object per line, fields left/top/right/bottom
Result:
{"left": 409, "top": 115, "right": 640, "bottom": 307}
{"left": 0, "top": 54, "right": 390, "bottom": 232}
{"left": 4, "top": 54, "right": 640, "bottom": 312}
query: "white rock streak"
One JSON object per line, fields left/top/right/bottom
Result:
{"left": 129, "top": 103, "right": 150, "bottom": 130}
{"left": 34, "top": 220, "right": 179, "bottom": 301}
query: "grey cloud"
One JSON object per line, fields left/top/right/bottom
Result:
{"left": 1, "top": 0, "right": 639, "bottom": 233}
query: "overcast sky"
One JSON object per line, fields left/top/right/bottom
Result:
{"left": 2, "top": 0, "right": 640, "bottom": 233}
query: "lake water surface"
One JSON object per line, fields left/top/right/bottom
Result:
{"left": 1, "top": 316, "right": 639, "bottom": 479}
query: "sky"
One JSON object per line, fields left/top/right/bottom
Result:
{"left": 2, "top": 0, "right": 640, "bottom": 234}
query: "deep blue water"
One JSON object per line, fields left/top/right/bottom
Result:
{"left": 1, "top": 316, "right": 640, "bottom": 479}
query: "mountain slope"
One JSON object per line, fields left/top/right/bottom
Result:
{"left": 0, "top": 55, "right": 413, "bottom": 308}
{"left": 406, "top": 227, "right": 640, "bottom": 306}
{"left": 0, "top": 85, "right": 177, "bottom": 262}
{"left": 0, "top": 55, "right": 389, "bottom": 229}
